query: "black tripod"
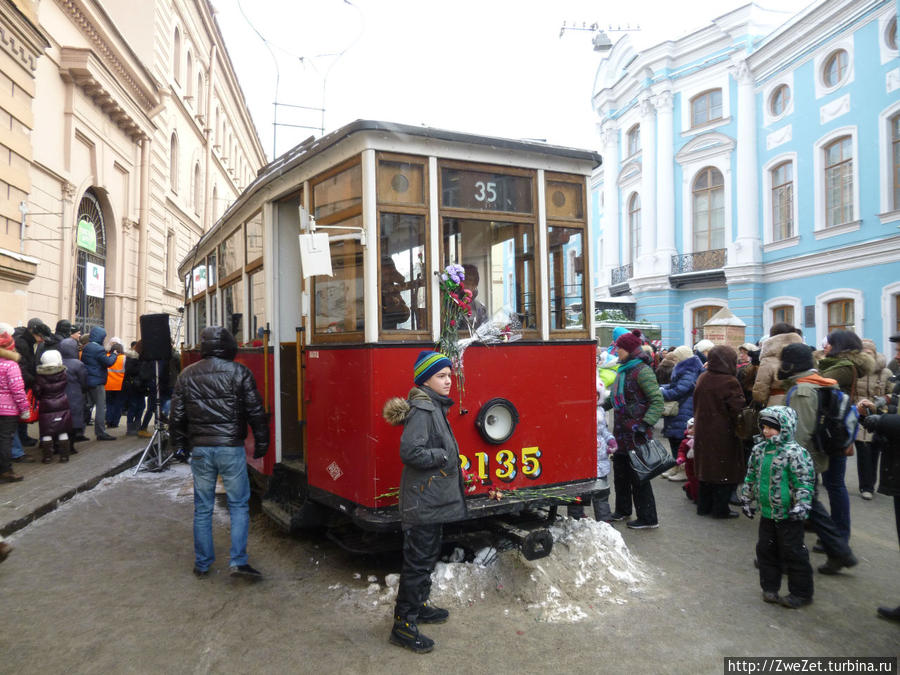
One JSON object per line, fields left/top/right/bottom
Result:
{"left": 132, "top": 360, "right": 172, "bottom": 474}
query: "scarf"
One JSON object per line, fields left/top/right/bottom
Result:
{"left": 612, "top": 356, "right": 642, "bottom": 409}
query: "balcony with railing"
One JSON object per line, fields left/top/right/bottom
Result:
{"left": 669, "top": 248, "right": 726, "bottom": 287}
{"left": 609, "top": 263, "right": 633, "bottom": 295}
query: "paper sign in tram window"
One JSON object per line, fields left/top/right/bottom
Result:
{"left": 298, "top": 233, "right": 333, "bottom": 279}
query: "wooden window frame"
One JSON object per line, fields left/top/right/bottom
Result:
{"left": 438, "top": 159, "right": 535, "bottom": 219}
{"left": 822, "top": 49, "right": 848, "bottom": 88}
{"left": 690, "top": 89, "right": 723, "bottom": 128}
{"left": 546, "top": 172, "right": 589, "bottom": 338}
{"left": 772, "top": 304, "right": 794, "bottom": 327}
{"left": 376, "top": 151, "right": 427, "bottom": 208}
{"left": 692, "top": 167, "right": 725, "bottom": 251}
{"left": 627, "top": 192, "right": 640, "bottom": 265}
{"left": 626, "top": 124, "right": 641, "bottom": 157}
{"left": 769, "top": 84, "right": 790, "bottom": 117}
{"left": 824, "top": 136, "right": 853, "bottom": 228}
{"left": 826, "top": 299, "right": 854, "bottom": 334}
{"left": 244, "top": 209, "right": 264, "bottom": 268}
{"left": 771, "top": 161, "right": 793, "bottom": 241}
{"left": 693, "top": 305, "right": 721, "bottom": 342}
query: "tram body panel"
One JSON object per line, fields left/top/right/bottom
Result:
{"left": 303, "top": 342, "right": 597, "bottom": 510}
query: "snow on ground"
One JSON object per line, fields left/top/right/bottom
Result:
{"left": 343, "top": 517, "right": 649, "bottom": 623}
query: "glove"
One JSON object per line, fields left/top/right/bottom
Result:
{"left": 741, "top": 502, "right": 756, "bottom": 520}
{"left": 606, "top": 438, "right": 617, "bottom": 452}
{"left": 675, "top": 454, "right": 686, "bottom": 465}
{"left": 860, "top": 414, "right": 881, "bottom": 432}
{"left": 788, "top": 503, "right": 808, "bottom": 521}
{"left": 19, "top": 411, "right": 31, "bottom": 421}
{"left": 253, "top": 445, "right": 269, "bottom": 460}
{"left": 631, "top": 423, "right": 648, "bottom": 436}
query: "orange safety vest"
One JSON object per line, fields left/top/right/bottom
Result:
{"left": 105, "top": 353, "right": 126, "bottom": 391}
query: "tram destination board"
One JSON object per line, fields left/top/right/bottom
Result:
{"left": 441, "top": 167, "right": 533, "bottom": 214}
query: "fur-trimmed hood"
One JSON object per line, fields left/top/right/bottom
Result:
{"left": 37, "top": 363, "right": 66, "bottom": 375}
{"left": 760, "top": 331, "right": 802, "bottom": 360}
{"left": 819, "top": 349, "right": 876, "bottom": 378}
{"left": 0, "top": 346, "right": 20, "bottom": 362}
{"left": 383, "top": 387, "right": 431, "bottom": 426}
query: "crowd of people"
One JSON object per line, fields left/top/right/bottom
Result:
{"left": 591, "top": 324, "right": 899, "bottom": 618}
{"left": 0, "top": 317, "right": 179, "bottom": 481}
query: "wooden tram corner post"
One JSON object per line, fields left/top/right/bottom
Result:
{"left": 262, "top": 323, "right": 270, "bottom": 413}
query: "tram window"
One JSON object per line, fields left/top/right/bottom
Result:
{"left": 441, "top": 167, "right": 533, "bottom": 214}
{"left": 313, "top": 220, "right": 365, "bottom": 337}
{"left": 442, "top": 218, "right": 537, "bottom": 332}
{"left": 196, "top": 297, "right": 208, "bottom": 338}
{"left": 380, "top": 213, "right": 427, "bottom": 332}
{"left": 548, "top": 225, "right": 585, "bottom": 331}
{"left": 245, "top": 211, "right": 263, "bottom": 264}
{"left": 209, "top": 290, "right": 218, "bottom": 326}
{"left": 219, "top": 228, "right": 242, "bottom": 278}
{"left": 223, "top": 280, "right": 244, "bottom": 344}
{"left": 248, "top": 268, "right": 266, "bottom": 345}
{"left": 207, "top": 251, "right": 217, "bottom": 287}
{"left": 313, "top": 163, "right": 362, "bottom": 220}
{"left": 377, "top": 159, "right": 425, "bottom": 206}
{"left": 546, "top": 180, "right": 584, "bottom": 221}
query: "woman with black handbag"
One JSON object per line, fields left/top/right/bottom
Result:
{"left": 693, "top": 345, "right": 746, "bottom": 518}
{"left": 605, "top": 330, "right": 665, "bottom": 530}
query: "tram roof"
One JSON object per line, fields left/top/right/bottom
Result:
{"left": 185, "top": 120, "right": 602, "bottom": 268}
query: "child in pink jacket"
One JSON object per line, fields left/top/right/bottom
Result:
{"left": 0, "top": 330, "right": 31, "bottom": 482}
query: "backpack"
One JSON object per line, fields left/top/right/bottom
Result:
{"left": 786, "top": 384, "right": 860, "bottom": 457}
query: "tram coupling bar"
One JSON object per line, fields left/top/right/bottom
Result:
{"left": 490, "top": 521, "right": 553, "bottom": 561}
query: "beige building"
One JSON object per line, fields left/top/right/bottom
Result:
{"left": 0, "top": 0, "right": 265, "bottom": 343}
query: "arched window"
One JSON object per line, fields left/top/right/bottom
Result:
{"left": 186, "top": 51, "right": 193, "bottom": 98}
{"left": 771, "top": 161, "right": 793, "bottom": 241}
{"left": 215, "top": 107, "right": 221, "bottom": 146}
{"left": 692, "top": 167, "right": 725, "bottom": 250}
{"left": 769, "top": 84, "right": 791, "bottom": 117}
{"left": 822, "top": 49, "right": 848, "bottom": 88}
{"left": 172, "top": 27, "right": 181, "bottom": 83}
{"left": 211, "top": 185, "right": 218, "bottom": 224}
{"left": 824, "top": 136, "right": 852, "bottom": 227}
{"left": 626, "top": 124, "right": 640, "bottom": 157}
{"left": 887, "top": 16, "right": 898, "bottom": 51}
{"left": 75, "top": 189, "right": 108, "bottom": 330}
{"left": 196, "top": 73, "right": 204, "bottom": 114}
{"left": 169, "top": 133, "right": 179, "bottom": 193}
{"left": 690, "top": 89, "right": 722, "bottom": 128}
{"left": 193, "top": 163, "right": 201, "bottom": 214}
{"left": 627, "top": 192, "right": 640, "bottom": 265}
{"left": 827, "top": 299, "right": 854, "bottom": 333}
{"left": 692, "top": 305, "right": 721, "bottom": 342}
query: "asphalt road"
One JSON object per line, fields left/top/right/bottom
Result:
{"left": 2, "top": 458, "right": 897, "bottom": 675}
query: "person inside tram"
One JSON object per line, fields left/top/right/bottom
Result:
{"left": 381, "top": 257, "right": 411, "bottom": 330}
{"left": 461, "top": 264, "right": 488, "bottom": 329}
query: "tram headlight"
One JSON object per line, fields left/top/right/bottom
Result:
{"left": 475, "top": 398, "right": 519, "bottom": 444}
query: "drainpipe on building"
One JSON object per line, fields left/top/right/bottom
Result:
{"left": 137, "top": 137, "right": 151, "bottom": 316}
{"left": 204, "top": 45, "right": 217, "bottom": 232}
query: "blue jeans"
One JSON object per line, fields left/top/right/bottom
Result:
{"left": 10, "top": 430, "right": 24, "bottom": 459}
{"left": 190, "top": 445, "right": 250, "bottom": 571}
{"left": 822, "top": 454, "right": 851, "bottom": 541}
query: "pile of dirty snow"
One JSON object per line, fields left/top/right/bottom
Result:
{"left": 342, "top": 517, "right": 648, "bottom": 623}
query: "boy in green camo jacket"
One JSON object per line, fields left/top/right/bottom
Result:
{"left": 739, "top": 405, "right": 815, "bottom": 609}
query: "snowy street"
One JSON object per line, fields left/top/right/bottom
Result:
{"left": 2, "top": 460, "right": 897, "bottom": 673}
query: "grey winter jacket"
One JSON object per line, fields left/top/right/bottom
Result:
{"left": 386, "top": 386, "right": 467, "bottom": 528}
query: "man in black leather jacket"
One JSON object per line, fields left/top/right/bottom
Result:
{"left": 170, "top": 326, "right": 269, "bottom": 579}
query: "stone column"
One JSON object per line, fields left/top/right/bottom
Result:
{"left": 637, "top": 95, "right": 656, "bottom": 276}
{"left": 732, "top": 59, "right": 761, "bottom": 265}
{"left": 600, "top": 122, "right": 620, "bottom": 292}
{"left": 654, "top": 89, "right": 676, "bottom": 272}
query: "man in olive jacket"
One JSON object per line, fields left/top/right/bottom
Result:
{"left": 170, "top": 326, "right": 269, "bottom": 579}
{"left": 382, "top": 350, "right": 466, "bottom": 653}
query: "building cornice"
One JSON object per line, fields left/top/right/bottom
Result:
{"left": 763, "top": 234, "right": 900, "bottom": 283}
{"left": 1, "top": 0, "right": 50, "bottom": 73}
{"left": 54, "top": 0, "right": 160, "bottom": 113}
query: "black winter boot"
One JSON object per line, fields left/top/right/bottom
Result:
{"left": 40, "top": 440, "right": 54, "bottom": 464}
{"left": 418, "top": 602, "right": 449, "bottom": 624}
{"left": 58, "top": 439, "right": 70, "bottom": 463}
{"left": 389, "top": 617, "right": 434, "bottom": 653}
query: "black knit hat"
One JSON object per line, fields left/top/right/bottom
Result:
{"left": 779, "top": 343, "right": 814, "bottom": 376}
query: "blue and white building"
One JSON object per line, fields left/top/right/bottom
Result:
{"left": 591, "top": 0, "right": 900, "bottom": 352}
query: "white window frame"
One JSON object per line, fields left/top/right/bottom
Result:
{"left": 762, "top": 296, "right": 802, "bottom": 337}
{"left": 881, "top": 281, "right": 900, "bottom": 353}
{"left": 682, "top": 297, "right": 727, "bottom": 347}
{"left": 762, "top": 152, "right": 799, "bottom": 250}
{"left": 812, "top": 126, "right": 859, "bottom": 237}
{"left": 679, "top": 157, "right": 732, "bottom": 254}
{"left": 626, "top": 191, "right": 641, "bottom": 265}
{"left": 815, "top": 287, "right": 863, "bottom": 347}
{"left": 762, "top": 72, "right": 795, "bottom": 126}
{"left": 879, "top": 11, "right": 899, "bottom": 65}
{"left": 877, "top": 100, "right": 900, "bottom": 222}
{"left": 679, "top": 71, "right": 731, "bottom": 136}
{"left": 814, "top": 38, "right": 854, "bottom": 99}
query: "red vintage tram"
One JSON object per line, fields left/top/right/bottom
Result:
{"left": 178, "top": 120, "right": 603, "bottom": 559}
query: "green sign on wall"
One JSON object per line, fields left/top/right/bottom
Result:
{"left": 76, "top": 219, "right": 97, "bottom": 252}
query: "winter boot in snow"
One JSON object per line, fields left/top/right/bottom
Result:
{"left": 389, "top": 617, "right": 434, "bottom": 653}
{"left": 58, "top": 439, "right": 70, "bottom": 463}
{"left": 418, "top": 602, "right": 449, "bottom": 624}
{"left": 40, "top": 440, "right": 54, "bottom": 464}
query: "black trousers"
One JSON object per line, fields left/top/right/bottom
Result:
{"left": 394, "top": 523, "right": 443, "bottom": 622}
{"left": 612, "top": 452, "right": 658, "bottom": 524}
{"left": 808, "top": 479, "right": 852, "bottom": 560}
{"left": 757, "top": 517, "right": 813, "bottom": 599}
{"left": 0, "top": 416, "right": 17, "bottom": 473}
{"left": 855, "top": 441, "right": 880, "bottom": 493}
{"left": 697, "top": 482, "right": 735, "bottom": 517}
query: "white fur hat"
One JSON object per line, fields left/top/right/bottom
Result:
{"left": 694, "top": 339, "right": 715, "bottom": 354}
{"left": 41, "top": 349, "right": 63, "bottom": 367}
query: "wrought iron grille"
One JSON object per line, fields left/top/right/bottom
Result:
{"left": 74, "top": 190, "right": 107, "bottom": 331}
{"left": 670, "top": 249, "right": 726, "bottom": 275}
{"left": 611, "top": 263, "right": 633, "bottom": 286}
